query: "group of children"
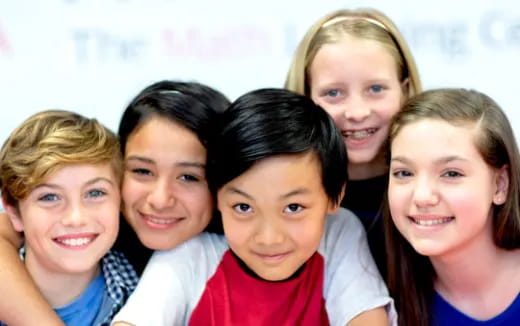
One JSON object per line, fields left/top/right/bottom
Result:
{"left": 0, "top": 7, "right": 519, "bottom": 326}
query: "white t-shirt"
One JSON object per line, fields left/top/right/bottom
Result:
{"left": 113, "top": 208, "right": 396, "bottom": 325}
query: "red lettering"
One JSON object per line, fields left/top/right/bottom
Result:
{"left": 0, "top": 24, "right": 12, "bottom": 54}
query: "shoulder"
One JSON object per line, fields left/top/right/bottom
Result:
{"left": 101, "top": 250, "right": 140, "bottom": 296}
{"left": 321, "top": 207, "right": 366, "bottom": 247}
{"left": 143, "top": 232, "right": 229, "bottom": 281}
{"left": 152, "top": 232, "right": 228, "bottom": 262}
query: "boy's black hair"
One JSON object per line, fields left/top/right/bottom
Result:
{"left": 207, "top": 88, "right": 347, "bottom": 205}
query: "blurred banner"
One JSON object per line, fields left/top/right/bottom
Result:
{"left": 0, "top": 0, "right": 519, "bottom": 146}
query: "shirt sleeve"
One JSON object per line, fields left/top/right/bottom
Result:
{"left": 111, "top": 233, "right": 228, "bottom": 326}
{"left": 321, "top": 208, "right": 397, "bottom": 326}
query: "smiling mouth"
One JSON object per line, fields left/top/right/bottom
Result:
{"left": 145, "top": 216, "right": 181, "bottom": 224}
{"left": 409, "top": 216, "right": 454, "bottom": 226}
{"left": 53, "top": 234, "right": 98, "bottom": 247}
{"left": 141, "top": 213, "right": 183, "bottom": 227}
{"left": 256, "top": 251, "right": 291, "bottom": 262}
{"left": 342, "top": 128, "right": 377, "bottom": 140}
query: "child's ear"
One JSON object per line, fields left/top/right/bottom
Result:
{"left": 493, "top": 165, "right": 509, "bottom": 205}
{"left": 2, "top": 198, "right": 24, "bottom": 232}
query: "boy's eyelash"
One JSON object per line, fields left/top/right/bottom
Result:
{"left": 284, "top": 203, "right": 305, "bottom": 214}
{"left": 232, "top": 203, "right": 253, "bottom": 214}
{"left": 87, "top": 189, "right": 107, "bottom": 198}
{"left": 179, "top": 174, "right": 200, "bottom": 182}
{"left": 38, "top": 193, "right": 59, "bottom": 201}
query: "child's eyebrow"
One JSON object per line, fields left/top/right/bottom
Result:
{"left": 33, "top": 183, "right": 60, "bottom": 190}
{"left": 125, "top": 155, "right": 154, "bottom": 164}
{"left": 223, "top": 187, "right": 310, "bottom": 200}
{"left": 85, "top": 177, "right": 115, "bottom": 186}
{"left": 280, "top": 188, "right": 310, "bottom": 199}
{"left": 176, "top": 162, "right": 206, "bottom": 169}
{"left": 391, "top": 155, "right": 469, "bottom": 165}
{"left": 33, "top": 177, "right": 115, "bottom": 190}
{"left": 125, "top": 155, "right": 205, "bottom": 169}
{"left": 389, "top": 156, "right": 409, "bottom": 164}
{"left": 224, "top": 187, "right": 254, "bottom": 200}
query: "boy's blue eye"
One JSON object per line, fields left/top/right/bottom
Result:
{"left": 369, "top": 85, "right": 383, "bottom": 93}
{"left": 326, "top": 89, "right": 340, "bottom": 97}
{"left": 87, "top": 189, "right": 106, "bottom": 198}
{"left": 284, "top": 203, "right": 303, "bottom": 213}
{"left": 233, "top": 203, "right": 252, "bottom": 214}
{"left": 38, "top": 193, "right": 59, "bottom": 201}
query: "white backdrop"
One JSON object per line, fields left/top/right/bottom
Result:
{"left": 1, "top": 0, "right": 519, "bottom": 145}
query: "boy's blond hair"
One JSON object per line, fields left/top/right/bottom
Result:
{"left": 0, "top": 110, "right": 122, "bottom": 207}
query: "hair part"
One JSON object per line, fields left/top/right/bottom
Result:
{"left": 207, "top": 88, "right": 347, "bottom": 206}
{"left": 386, "top": 88, "right": 520, "bottom": 326}
{"left": 285, "top": 8, "right": 421, "bottom": 99}
{"left": 0, "top": 110, "right": 121, "bottom": 207}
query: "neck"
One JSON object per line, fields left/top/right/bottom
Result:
{"left": 25, "top": 248, "right": 100, "bottom": 307}
{"left": 348, "top": 156, "right": 387, "bottom": 180}
{"left": 432, "top": 241, "right": 508, "bottom": 295}
{"left": 431, "top": 236, "right": 520, "bottom": 319}
{"left": 430, "top": 216, "right": 520, "bottom": 301}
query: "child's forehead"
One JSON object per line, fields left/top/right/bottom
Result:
{"left": 34, "top": 162, "right": 117, "bottom": 187}
{"left": 391, "top": 119, "right": 484, "bottom": 161}
{"left": 223, "top": 152, "right": 324, "bottom": 192}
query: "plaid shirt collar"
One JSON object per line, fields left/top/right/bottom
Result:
{"left": 19, "top": 247, "right": 139, "bottom": 326}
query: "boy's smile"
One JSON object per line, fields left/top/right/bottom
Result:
{"left": 217, "top": 152, "right": 337, "bottom": 281}
{"left": 10, "top": 164, "right": 120, "bottom": 275}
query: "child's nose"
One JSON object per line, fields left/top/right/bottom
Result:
{"left": 413, "top": 177, "right": 440, "bottom": 207}
{"left": 148, "top": 178, "right": 176, "bottom": 211}
{"left": 254, "top": 219, "right": 285, "bottom": 246}
{"left": 62, "top": 203, "right": 88, "bottom": 227}
{"left": 344, "top": 95, "right": 370, "bottom": 122}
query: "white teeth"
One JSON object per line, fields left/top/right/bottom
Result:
{"left": 146, "top": 216, "right": 177, "bottom": 224}
{"left": 412, "top": 217, "right": 454, "bottom": 226}
{"left": 343, "top": 129, "right": 377, "bottom": 140}
{"left": 56, "top": 237, "right": 92, "bottom": 246}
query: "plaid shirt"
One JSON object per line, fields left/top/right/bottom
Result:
{"left": 96, "top": 250, "right": 139, "bottom": 325}
{"left": 0, "top": 248, "right": 139, "bottom": 326}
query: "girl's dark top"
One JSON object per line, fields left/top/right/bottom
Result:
{"left": 340, "top": 173, "right": 388, "bottom": 279}
{"left": 113, "top": 216, "right": 153, "bottom": 276}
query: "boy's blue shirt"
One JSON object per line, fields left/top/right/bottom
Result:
{"left": 55, "top": 273, "right": 105, "bottom": 326}
{"left": 0, "top": 248, "right": 138, "bottom": 326}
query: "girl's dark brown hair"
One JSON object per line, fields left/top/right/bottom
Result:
{"left": 385, "top": 88, "right": 520, "bottom": 326}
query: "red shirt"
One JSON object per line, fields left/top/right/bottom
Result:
{"left": 189, "top": 250, "right": 329, "bottom": 326}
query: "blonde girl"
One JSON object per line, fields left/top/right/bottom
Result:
{"left": 285, "top": 8, "right": 421, "bottom": 275}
